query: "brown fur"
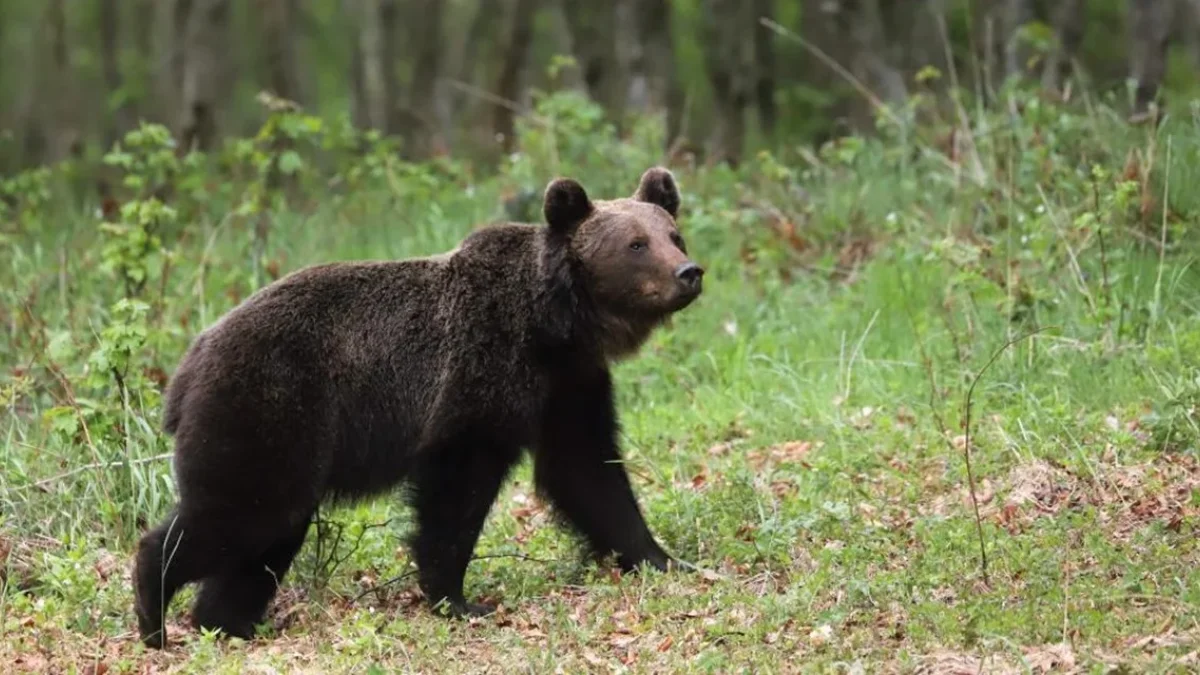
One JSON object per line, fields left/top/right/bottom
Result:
{"left": 133, "top": 167, "right": 704, "bottom": 648}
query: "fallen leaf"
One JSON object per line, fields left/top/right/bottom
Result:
{"left": 808, "top": 624, "right": 833, "bottom": 646}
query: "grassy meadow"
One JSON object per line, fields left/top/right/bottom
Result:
{"left": 1, "top": 87, "right": 1199, "bottom": 673}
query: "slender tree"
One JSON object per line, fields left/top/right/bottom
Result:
{"left": 493, "top": 0, "right": 538, "bottom": 154}
{"left": 259, "top": 0, "right": 302, "bottom": 103}
{"left": 562, "top": 0, "right": 624, "bottom": 123}
{"left": 397, "top": 0, "right": 446, "bottom": 159}
{"left": 178, "top": 0, "right": 231, "bottom": 152}
{"left": 1128, "top": 0, "right": 1176, "bottom": 121}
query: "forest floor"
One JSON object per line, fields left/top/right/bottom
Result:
{"left": 2, "top": 93, "right": 1199, "bottom": 673}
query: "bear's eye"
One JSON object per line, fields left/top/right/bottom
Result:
{"left": 629, "top": 240, "right": 647, "bottom": 252}
{"left": 670, "top": 231, "right": 686, "bottom": 251}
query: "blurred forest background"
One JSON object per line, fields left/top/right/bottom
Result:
{"left": 2, "top": 0, "right": 1200, "bottom": 179}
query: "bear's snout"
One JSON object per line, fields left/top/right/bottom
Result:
{"left": 674, "top": 262, "right": 704, "bottom": 296}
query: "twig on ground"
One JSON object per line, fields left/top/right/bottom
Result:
{"left": 961, "top": 326, "right": 1056, "bottom": 586}
{"left": 17, "top": 453, "right": 174, "bottom": 492}
{"left": 348, "top": 552, "right": 561, "bottom": 605}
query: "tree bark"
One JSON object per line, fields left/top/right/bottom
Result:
{"left": 348, "top": 0, "right": 370, "bottom": 129}
{"left": 1128, "top": 0, "right": 1176, "bottom": 121}
{"left": 348, "top": 0, "right": 391, "bottom": 130}
{"left": 848, "top": 0, "right": 908, "bottom": 106}
{"left": 1184, "top": 0, "right": 1200, "bottom": 70}
{"left": 881, "top": 0, "right": 948, "bottom": 80}
{"left": 259, "top": 0, "right": 302, "bottom": 103}
{"left": 397, "top": 0, "right": 446, "bottom": 159}
{"left": 1041, "top": 0, "right": 1087, "bottom": 94}
{"left": 562, "top": 0, "right": 624, "bottom": 123}
{"left": 701, "top": 0, "right": 755, "bottom": 165}
{"left": 99, "top": 0, "right": 131, "bottom": 148}
{"left": 1001, "top": 0, "right": 1037, "bottom": 80}
{"left": 171, "top": 0, "right": 194, "bottom": 107}
{"left": 622, "top": 0, "right": 683, "bottom": 151}
{"left": 381, "top": 0, "right": 401, "bottom": 133}
{"left": 753, "top": 0, "right": 777, "bottom": 141}
{"left": 42, "top": 0, "right": 79, "bottom": 163}
{"left": 493, "top": 0, "right": 538, "bottom": 154}
{"left": 662, "top": 6, "right": 685, "bottom": 155}
{"left": 131, "top": 0, "right": 157, "bottom": 124}
{"left": 618, "top": 0, "right": 648, "bottom": 112}
{"left": 451, "top": 0, "right": 499, "bottom": 126}
{"left": 179, "top": 0, "right": 231, "bottom": 153}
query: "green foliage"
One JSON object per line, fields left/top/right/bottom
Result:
{"left": 0, "top": 167, "right": 54, "bottom": 235}
{"left": 98, "top": 199, "right": 174, "bottom": 299}
{"left": 102, "top": 123, "right": 184, "bottom": 199}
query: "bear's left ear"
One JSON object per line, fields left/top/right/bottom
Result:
{"left": 543, "top": 177, "right": 594, "bottom": 236}
{"left": 633, "top": 166, "right": 681, "bottom": 219}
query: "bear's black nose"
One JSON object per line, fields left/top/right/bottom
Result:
{"left": 675, "top": 262, "right": 704, "bottom": 290}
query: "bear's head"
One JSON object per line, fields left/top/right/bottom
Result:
{"left": 541, "top": 166, "right": 704, "bottom": 359}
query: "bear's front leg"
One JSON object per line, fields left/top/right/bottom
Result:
{"left": 534, "top": 370, "right": 675, "bottom": 572}
{"left": 407, "top": 434, "right": 521, "bottom": 618}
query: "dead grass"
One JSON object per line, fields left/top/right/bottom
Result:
{"left": 923, "top": 449, "right": 1200, "bottom": 544}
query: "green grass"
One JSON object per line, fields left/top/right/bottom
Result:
{"left": 2, "top": 89, "right": 1199, "bottom": 673}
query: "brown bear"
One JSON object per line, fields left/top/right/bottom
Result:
{"left": 133, "top": 166, "right": 704, "bottom": 648}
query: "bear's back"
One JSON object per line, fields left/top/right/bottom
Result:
{"left": 162, "top": 222, "right": 553, "bottom": 448}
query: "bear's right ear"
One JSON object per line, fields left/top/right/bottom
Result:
{"left": 543, "top": 177, "right": 594, "bottom": 236}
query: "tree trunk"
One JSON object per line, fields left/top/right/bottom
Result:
{"left": 449, "top": 0, "right": 499, "bottom": 132}
{"left": 753, "top": 0, "right": 777, "bottom": 142}
{"left": 493, "top": 0, "right": 538, "bottom": 154}
{"left": 807, "top": 0, "right": 905, "bottom": 133}
{"left": 348, "top": 0, "right": 391, "bottom": 130}
{"left": 701, "top": 0, "right": 756, "bottom": 165}
{"left": 259, "top": 0, "right": 302, "bottom": 103}
{"left": 348, "top": 0, "right": 370, "bottom": 129}
{"left": 442, "top": 0, "right": 501, "bottom": 150}
{"left": 99, "top": 0, "right": 131, "bottom": 148}
{"left": 1128, "top": 0, "right": 1176, "bottom": 121}
{"left": 624, "top": 0, "right": 683, "bottom": 152}
{"left": 562, "top": 0, "right": 624, "bottom": 123}
{"left": 397, "top": 0, "right": 446, "bottom": 159}
{"left": 171, "top": 0, "right": 194, "bottom": 107}
{"left": 798, "top": 0, "right": 863, "bottom": 142}
{"left": 379, "top": 0, "right": 400, "bottom": 132}
{"left": 1000, "top": 0, "right": 1036, "bottom": 80}
{"left": 618, "top": 0, "right": 648, "bottom": 112}
{"left": 131, "top": 0, "right": 157, "bottom": 124}
{"left": 848, "top": 0, "right": 908, "bottom": 107}
{"left": 43, "top": 0, "right": 80, "bottom": 163}
{"left": 1184, "top": 0, "right": 1200, "bottom": 70}
{"left": 881, "top": 0, "right": 948, "bottom": 80}
{"left": 1040, "top": 0, "right": 1087, "bottom": 94}
{"left": 179, "top": 0, "right": 231, "bottom": 153}
{"left": 662, "top": 6, "right": 685, "bottom": 155}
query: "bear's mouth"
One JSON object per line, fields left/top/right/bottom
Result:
{"left": 666, "top": 284, "right": 702, "bottom": 312}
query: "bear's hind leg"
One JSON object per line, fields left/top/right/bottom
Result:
{"left": 191, "top": 515, "right": 312, "bottom": 641}
{"left": 408, "top": 437, "right": 520, "bottom": 618}
{"left": 134, "top": 506, "right": 235, "bottom": 648}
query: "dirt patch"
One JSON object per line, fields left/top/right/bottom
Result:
{"left": 0, "top": 531, "right": 62, "bottom": 593}
{"left": 912, "top": 643, "right": 1076, "bottom": 674}
{"left": 923, "top": 453, "right": 1200, "bottom": 541}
